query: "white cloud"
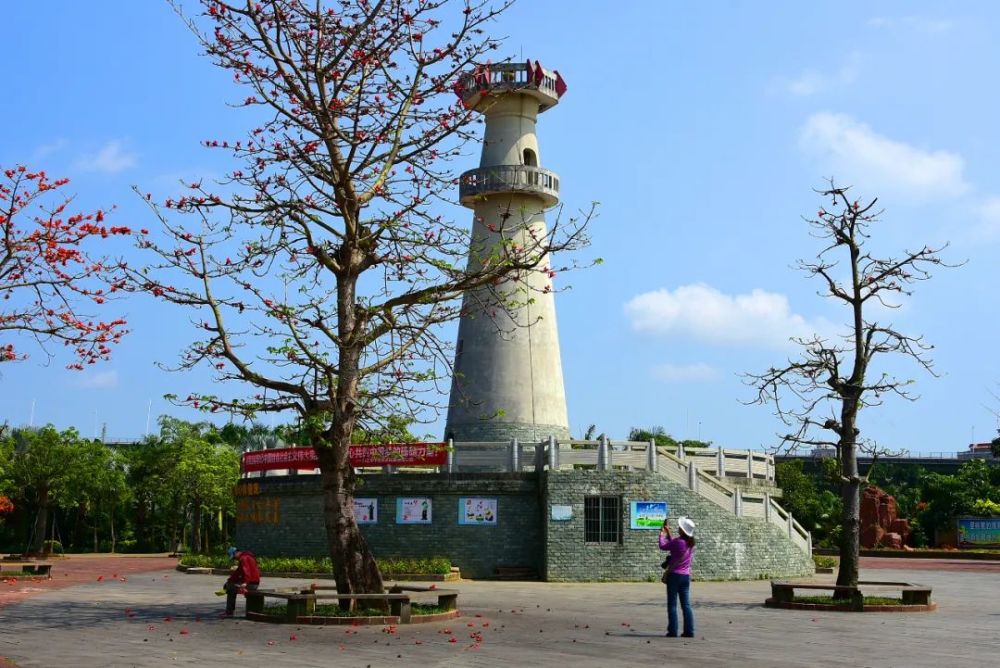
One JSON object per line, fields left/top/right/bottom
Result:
{"left": 798, "top": 112, "right": 970, "bottom": 199}
{"left": 74, "top": 370, "right": 120, "bottom": 389}
{"left": 974, "top": 196, "right": 1000, "bottom": 241}
{"left": 74, "top": 140, "right": 137, "bottom": 174}
{"left": 624, "top": 283, "right": 831, "bottom": 349}
{"left": 32, "top": 139, "right": 68, "bottom": 161}
{"left": 652, "top": 363, "right": 719, "bottom": 383}
{"left": 867, "top": 16, "right": 954, "bottom": 34}
{"left": 784, "top": 53, "right": 861, "bottom": 97}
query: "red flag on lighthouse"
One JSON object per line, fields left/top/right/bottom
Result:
{"left": 554, "top": 70, "right": 567, "bottom": 97}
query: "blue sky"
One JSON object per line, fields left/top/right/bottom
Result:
{"left": 2, "top": 1, "right": 998, "bottom": 453}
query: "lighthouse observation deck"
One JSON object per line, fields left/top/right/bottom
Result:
{"left": 459, "top": 164, "right": 560, "bottom": 208}
{"left": 456, "top": 60, "right": 567, "bottom": 113}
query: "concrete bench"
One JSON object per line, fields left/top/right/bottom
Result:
{"left": 247, "top": 585, "right": 461, "bottom": 623}
{"left": 245, "top": 589, "right": 314, "bottom": 622}
{"left": 303, "top": 590, "right": 414, "bottom": 622}
{"left": 0, "top": 562, "right": 53, "bottom": 578}
{"left": 769, "top": 581, "right": 863, "bottom": 610}
{"left": 857, "top": 580, "right": 933, "bottom": 605}
{"left": 769, "top": 580, "right": 933, "bottom": 610}
{"left": 386, "top": 584, "right": 459, "bottom": 612}
{"left": 307, "top": 585, "right": 460, "bottom": 623}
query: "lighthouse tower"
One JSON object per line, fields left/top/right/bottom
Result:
{"left": 445, "top": 61, "right": 571, "bottom": 443}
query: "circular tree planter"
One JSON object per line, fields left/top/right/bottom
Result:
{"left": 248, "top": 608, "right": 459, "bottom": 625}
{"left": 765, "top": 580, "right": 935, "bottom": 612}
{"left": 765, "top": 599, "right": 937, "bottom": 613}
{"left": 243, "top": 585, "right": 461, "bottom": 625}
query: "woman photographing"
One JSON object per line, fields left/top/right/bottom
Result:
{"left": 659, "top": 516, "right": 696, "bottom": 638}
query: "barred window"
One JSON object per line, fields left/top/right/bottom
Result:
{"left": 584, "top": 495, "right": 622, "bottom": 543}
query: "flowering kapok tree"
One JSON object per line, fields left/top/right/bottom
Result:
{"left": 0, "top": 166, "right": 130, "bottom": 368}
{"left": 134, "top": 0, "right": 593, "bottom": 596}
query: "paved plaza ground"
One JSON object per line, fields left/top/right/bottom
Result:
{"left": 1, "top": 556, "right": 998, "bottom": 667}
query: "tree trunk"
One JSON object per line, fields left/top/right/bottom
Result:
{"left": 836, "top": 437, "right": 861, "bottom": 592}
{"left": 312, "top": 271, "right": 384, "bottom": 601}
{"left": 72, "top": 503, "right": 87, "bottom": 551}
{"left": 315, "top": 439, "right": 384, "bottom": 604}
{"left": 135, "top": 500, "right": 148, "bottom": 550}
{"left": 30, "top": 488, "right": 50, "bottom": 554}
{"left": 92, "top": 501, "right": 101, "bottom": 552}
{"left": 192, "top": 502, "right": 203, "bottom": 554}
{"left": 170, "top": 513, "right": 181, "bottom": 554}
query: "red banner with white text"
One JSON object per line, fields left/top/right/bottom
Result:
{"left": 241, "top": 443, "right": 448, "bottom": 473}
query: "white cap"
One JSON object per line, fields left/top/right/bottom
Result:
{"left": 678, "top": 516, "right": 696, "bottom": 537}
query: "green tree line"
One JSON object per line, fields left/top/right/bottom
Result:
{"left": 0, "top": 417, "right": 244, "bottom": 555}
{"left": 0, "top": 415, "right": 419, "bottom": 555}
{"left": 777, "top": 458, "right": 1000, "bottom": 548}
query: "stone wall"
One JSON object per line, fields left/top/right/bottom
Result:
{"left": 235, "top": 473, "right": 542, "bottom": 579}
{"left": 543, "top": 470, "right": 813, "bottom": 581}
{"left": 235, "top": 469, "right": 813, "bottom": 582}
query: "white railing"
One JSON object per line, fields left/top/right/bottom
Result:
{"left": 667, "top": 446, "right": 773, "bottom": 481}
{"left": 359, "top": 438, "right": 775, "bottom": 481}
{"left": 766, "top": 495, "right": 812, "bottom": 554}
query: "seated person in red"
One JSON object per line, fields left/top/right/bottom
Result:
{"left": 224, "top": 546, "right": 260, "bottom": 616}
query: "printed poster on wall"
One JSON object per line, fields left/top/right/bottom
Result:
{"left": 630, "top": 501, "right": 668, "bottom": 530}
{"left": 458, "top": 497, "right": 498, "bottom": 525}
{"left": 354, "top": 498, "right": 378, "bottom": 524}
{"left": 396, "top": 497, "right": 432, "bottom": 524}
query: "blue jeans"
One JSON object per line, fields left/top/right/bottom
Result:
{"left": 666, "top": 573, "right": 694, "bottom": 637}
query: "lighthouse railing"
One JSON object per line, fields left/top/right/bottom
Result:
{"left": 456, "top": 61, "right": 560, "bottom": 99}
{"left": 459, "top": 164, "right": 560, "bottom": 204}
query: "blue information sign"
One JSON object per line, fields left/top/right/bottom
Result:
{"left": 957, "top": 517, "right": 1000, "bottom": 548}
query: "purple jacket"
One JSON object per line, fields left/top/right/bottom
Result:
{"left": 658, "top": 534, "right": 694, "bottom": 576}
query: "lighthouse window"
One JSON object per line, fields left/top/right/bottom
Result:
{"left": 522, "top": 148, "right": 537, "bottom": 167}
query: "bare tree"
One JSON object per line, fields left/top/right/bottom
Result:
{"left": 745, "top": 182, "right": 953, "bottom": 589}
{"left": 131, "top": 0, "right": 593, "bottom": 596}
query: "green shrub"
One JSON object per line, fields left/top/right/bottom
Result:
{"left": 180, "top": 554, "right": 229, "bottom": 569}
{"left": 179, "top": 553, "right": 451, "bottom": 575}
{"left": 813, "top": 555, "right": 836, "bottom": 569}
{"left": 258, "top": 556, "right": 331, "bottom": 573}
{"left": 971, "top": 499, "right": 1000, "bottom": 516}
{"left": 379, "top": 556, "right": 451, "bottom": 576}
{"left": 42, "top": 540, "right": 63, "bottom": 555}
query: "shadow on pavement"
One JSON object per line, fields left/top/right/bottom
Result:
{"left": 7, "top": 600, "right": 232, "bottom": 631}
